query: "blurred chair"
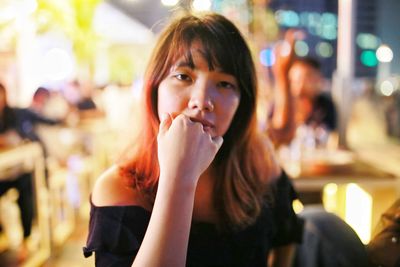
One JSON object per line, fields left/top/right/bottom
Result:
{"left": 0, "top": 188, "right": 24, "bottom": 251}
{"left": 47, "top": 162, "right": 75, "bottom": 248}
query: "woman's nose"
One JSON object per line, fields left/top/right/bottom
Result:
{"left": 188, "top": 85, "right": 215, "bottom": 112}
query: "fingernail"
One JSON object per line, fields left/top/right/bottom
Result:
{"left": 160, "top": 113, "right": 168, "bottom": 121}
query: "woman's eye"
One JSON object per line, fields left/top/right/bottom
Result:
{"left": 175, "top": 74, "right": 191, "bottom": 82}
{"left": 218, "top": 81, "right": 236, "bottom": 90}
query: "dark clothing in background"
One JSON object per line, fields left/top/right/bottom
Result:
{"left": 13, "top": 107, "right": 60, "bottom": 143}
{"left": 1, "top": 106, "right": 60, "bottom": 147}
{"left": 77, "top": 97, "right": 97, "bottom": 111}
{"left": 293, "top": 207, "right": 369, "bottom": 267}
{"left": 6, "top": 107, "right": 62, "bottom": 180}
{"left": 83, "top": 172, "right": 304, "bottom": 267}
{"left": 0, "top": 106, "right": 58, "bottom": 239}
{"left": 367, "top": 199, "right": 400, "bottom": 267}
{"left": 0, "top": 173, "right": 33, "bottom": 238}
{"left": 267, "top": 92, "right": 337, "bottom": 132}
{"left": 307, "top": 93, "right": 337, "bottom": 131}
{"left": 0, "top": 106, "right": 16, "bottom": 133}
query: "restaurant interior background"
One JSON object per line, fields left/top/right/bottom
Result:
{"left": 0, "top": 0, "right": 399, "bottom": 266}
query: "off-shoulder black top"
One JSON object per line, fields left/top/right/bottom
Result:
{"left": 83, "top": 171, "right": 303, "bottom": 267}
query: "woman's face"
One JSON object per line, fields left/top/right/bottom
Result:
{"left": 157, "top": 43, "right": 241, "bottom": 138}
{"left": 289, "top": 62, "right": 322, "bottom": 98}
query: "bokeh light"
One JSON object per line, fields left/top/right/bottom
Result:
{"left": 380, "top": 80, "right": 395, "bottom": 96}
{"left": 376, "top": 44, "right": 394, "bottom": 63}
{"left": 294, "top": 40, "right": 309, "bottom": 57}
{"left": 316, "top": 41, "right": 333, "bottom": 58}
{"left": 321, "top": 12, "right": 337, "bottom": 27}
{"left": 275, "top": 10, "right": 300, "bottom": 27}
{"left": 360, "top": 50, "right": 378, "bottom": 67}
{"left": 259, "top": 48, "right": 275, "bottom": 67}
{"left": 320, "top": 24, "right": 337, "bottom": 40}
{"left": 356, "top": 33, "right": 380, "bottom": 49}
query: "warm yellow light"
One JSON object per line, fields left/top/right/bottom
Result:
{"left": 292, "top": 199, "right": 304, "bottom": 214}
{"left": 325, "top": 183, "right": 338, "bottom": 195}
{"left": 345, "top": 183, "right": 372, "bottom": 244}
{"left": 323, "top": 183, "right": 338, "bottom": 212}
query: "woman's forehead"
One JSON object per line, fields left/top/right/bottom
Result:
{"left": 171, "top": 41, "right": 222, "bottom": 71}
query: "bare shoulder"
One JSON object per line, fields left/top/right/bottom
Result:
{"left": 91, "top": 164, "right": 140, "bottom": 207}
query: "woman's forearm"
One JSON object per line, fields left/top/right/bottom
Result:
{"left": 269, "top": 74, "right": 296, "bottom": 147}
{"left": 132, "top": 174, "right": 197, "bottom": 267}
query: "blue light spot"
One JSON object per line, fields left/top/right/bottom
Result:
{"left": 259, "top": 48, "right": 275, "bottom": 67}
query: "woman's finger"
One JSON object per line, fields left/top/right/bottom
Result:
{"left": 159, "top": 113, "right": 172, "bottom": 135}
{"left": 212, "top": 136, "right": 224, "bottom": 150}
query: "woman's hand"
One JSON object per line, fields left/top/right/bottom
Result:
{"left": 157, "top": 113, "right": 223, "bottom": 189}
{"left": 273, "top": 29, "right": 299, "bottom": 78}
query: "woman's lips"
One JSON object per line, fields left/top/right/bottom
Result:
{"left": 189, "top": 117, "right": 214, "bottom": 132}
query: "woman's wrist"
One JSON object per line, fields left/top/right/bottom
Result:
{"left": 158, "top": 172, "right": 199, "bottom": 195}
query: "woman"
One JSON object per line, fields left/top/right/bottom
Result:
{"left": 84, "top": 13, "right": 303, "bottom": 267}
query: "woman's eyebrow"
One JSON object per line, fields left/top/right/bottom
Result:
{"left": 175, "top": 61, "right": 193, "bottom": 68}
{"left": 174, "top": 61, "right": 232, "bottom": 77}
{"left": 174, "top": 56, "right": 196, "bottom": 69}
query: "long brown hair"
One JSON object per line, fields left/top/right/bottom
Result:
{"left": 119, "top": 13, "right": 278, "bottom": 230}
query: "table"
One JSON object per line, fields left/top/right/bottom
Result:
{"left": 281, "top": 148, "right": 400, "bottom": 243}
{"left": 0, "top": 142, "right": 50, "bottom": 267}
{"left": 289, "top": 155, "right": 399, "bottom": 190}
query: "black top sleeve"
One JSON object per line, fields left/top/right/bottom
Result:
{"left": 269, "top": 171, "right": 304, "bottom": 247}
{"left": 83, "top": 203, "right": 150, "bottom": 266}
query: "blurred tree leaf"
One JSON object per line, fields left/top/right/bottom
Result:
{"left": 34, "top": 0, "right": 102, "bottom": 75}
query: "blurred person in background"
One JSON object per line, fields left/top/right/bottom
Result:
{"left": 23, "top": 87, "right": 64, "bottom": 143}
{"left": 83, "top": 12, "right": 303, "bottom": 267}
{"left": 268, "top": 31, "right": 337, "bottom": 149}
{"left": 1, "top": 83, "right": 69, "bottom": 261}
{"left": 289, "top": 57, "right": 337, "bottom": 135}
{"left": 266, "top": 30, "right": 297, "bottom": 147}
{"left": 10, "top": 86, "right": 66, "bottom": 172}
{"left": 0, "top": 83, "right": 35, "bottom": 261}
{"left": 30, "top": 86, "right": 52, "bottom": 114}
{"left": 268, "top": 31, "right": 367, "bottom": 267}
{"left": 62, "top": 79, "right": 104, "bottom": 121}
